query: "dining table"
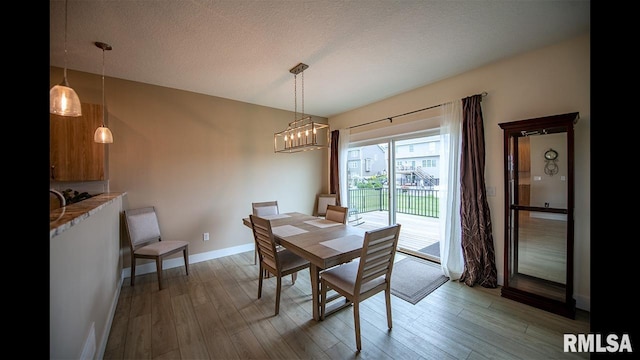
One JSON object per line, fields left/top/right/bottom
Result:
{"left": 242, "top": 212, "right": 367, "bottom": 320}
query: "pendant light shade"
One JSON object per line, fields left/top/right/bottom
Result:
{"left": 94, "top": 126, "right": 113, "bottom": 143}
{"left": 50, "top": 0, "right": 82, "bottom": 117}
{"left": 94, "top": 41, "right": 114, "bottom": 144}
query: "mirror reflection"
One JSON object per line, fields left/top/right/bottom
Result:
{"left": 508, "top": 128, "right": 569, "bottom": 302}
{"left": 516, "top": 132, "right": 568, "bottom": 209}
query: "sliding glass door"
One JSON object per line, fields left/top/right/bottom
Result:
{"left": 347, "top": 131, "right": 442, "bottom": 261}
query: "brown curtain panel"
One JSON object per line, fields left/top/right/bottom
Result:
{"left": 458, "top": 94, "right": 497, "bottom": 288}
{"left": 329, "top": 130, "right": 341, "bottom": 206}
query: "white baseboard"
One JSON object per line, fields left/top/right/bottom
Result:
{"left": 100, "top": 272, "right": 124, "bottom": 360}
{"left": 574, "top": 293, "right": 590, "bottom": 312}
{"left": 121, "top": 242, "right": 255, "bottom": 278}
{"left": 529, "top": 212, "right": 567, "bottom": 221}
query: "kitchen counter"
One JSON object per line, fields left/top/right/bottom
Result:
{"left": 50, "top": 192, "right": 127, "bottom": 239}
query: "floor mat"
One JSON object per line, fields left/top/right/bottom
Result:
{"left": 391, "top": 256, "right": 449, "bottom": 305}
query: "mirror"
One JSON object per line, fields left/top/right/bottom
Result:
{"left": 499, "top": 112, "right": 578, "bottom": 318}
{"left": 514, "top": 131, "right": 568, "bottom": 286}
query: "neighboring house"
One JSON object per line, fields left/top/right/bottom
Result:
{"left": 348, "top": 136, "right": 441, "bottom": 188}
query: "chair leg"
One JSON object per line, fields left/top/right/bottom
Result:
{"left": 156, "top": 258, "right": 163, "bottom": 290}
{"left": 354, "top": 302, "right": 361, "bottom": 351}
{"left": 291, "top": 272, "right": 297, "bottom": 284}
{"left": 275, "top": 275, "right": 282, "bottom": 315}
{"left": 258, "top": 264, "right": 264, "bottom": 299}
{"left": 130, "top": 258, "right": 136, "bottom": 286}
{"left": 254, "top": 248, "right": 257, "bottom": 265}
{"left": 385, "top": 288, "right": 393, "bottom": 329}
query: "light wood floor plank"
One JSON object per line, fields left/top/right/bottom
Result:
{"left": 194, "top": 301, "right": 242, "bottom": 360}
{"left": 229, "top": 327, "right": 270, "bottom": 359}
{"left": 104, "top": 250, "right": 590, "bottom": 359}
{"left": 124, "top": 313, "right": 152, "bottom": 359}
{"left": 171, "top": 293, "right": 210, "bottom": 359}
{"left": 202, "top": 278, "right": 250, "bottom": 336}
{"left": 150, "top": 289, "right": 179, "bottom": 358}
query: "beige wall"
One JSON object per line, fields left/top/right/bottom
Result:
{"left": 328, "top": 33, "right": 590, "bottom": 310}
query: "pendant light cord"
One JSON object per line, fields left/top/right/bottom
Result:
{"left": 63, "top": 0, "right": 69, "bottom": 81}
{"left": 293, "top": 73, "right": 297, "bottom": 122}
{"left": 101, "top": 47, "right": 106, "bottom": 126}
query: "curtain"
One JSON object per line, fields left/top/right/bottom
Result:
{"left": 338, "top": 129, "right": 350, "bottom": 207}
{"left": 329, "top": 129, "right": 350, "bottom": 207}
{"left": 458, "top": 94, "right": 497, "bottom": 288}
{"left": 440, "top": 100, "right": 464, "bottom": 279}
{"left": 330, "top": 130, "right": 340, "bottom": 204}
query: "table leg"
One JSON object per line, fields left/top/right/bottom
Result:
{"left": 310, "top": 264, "right": 320, "bottom": 320}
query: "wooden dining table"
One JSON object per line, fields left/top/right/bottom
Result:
{"left": 242, "top": 212, "right": 367, "bottom": 320}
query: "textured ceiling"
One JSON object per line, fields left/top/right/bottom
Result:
{"left": 49, "top": 0, "right": 590, "bottom": 118}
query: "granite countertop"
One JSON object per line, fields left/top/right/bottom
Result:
{"left": 50, "top": 192, "right": 127, "bottom": 239}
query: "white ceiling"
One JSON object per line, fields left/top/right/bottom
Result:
{"left": 49, "top": 0, "right": 590, "bottom": 118}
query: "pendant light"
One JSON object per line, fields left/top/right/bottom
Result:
{"left": 94, "top": 41, "right": 114, "bottom": 144}
{"left": 50, "top": 0, "right": 82, "bottom": 117}
{"left": 274, "top": 63, "right": 328, "bottom": 153}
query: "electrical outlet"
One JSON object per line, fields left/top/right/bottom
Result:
{"left": 203, "top": 232, "right": 209, "bottom": 241}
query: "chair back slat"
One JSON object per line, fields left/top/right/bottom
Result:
{"left": 250, "top": 215, "right": 280, "bottom": 271}
{"left": 355, "top": 224, "right": 401, "bottom": 293}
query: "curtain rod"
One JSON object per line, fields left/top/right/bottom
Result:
{"left": 347, "top": 91, "right": 488, "bottom": 130}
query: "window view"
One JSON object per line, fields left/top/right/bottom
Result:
{"left": 347, "top": 134, "right": 441, "bottom": 261}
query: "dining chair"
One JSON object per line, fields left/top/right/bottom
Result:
{"left": 124, "top": 206, "right": 190, "bottom": 290}
{"left": 319, "top": 223, "right": 401, "bottom": 351}
{"left": 252, "top": 200, "right": 279, "bottom": 217}
{"left": 251, "top": 200, "right": 279, "bottom": 265}
{"left": 325, "top": 204, "right": 348, "bottom": 224}
{"left": 314, "top": 193, "right": 337, "bottom": 217}
{"left": 249, "top": 214, "right": 310, "bottom": 316}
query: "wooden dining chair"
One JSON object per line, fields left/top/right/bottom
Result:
{"left": 249, "top": 214, "right": 310, "bottom": 316}
{"left": 319, "top": 223, "right": 401, "bottom": 351}
{"left": 124, "top": 206, "right": 190, "bottom": 290}
{"left": 314, "top": 193, "right": 337, "bottom": 217}
{"left": 251, "top": 201, "right": 279, "bottom": 265}
{"left": 252, "top": 200, "right": 279, "bottom": 217}
{"left": 325, "top": 204, "right": 348, "bottom": 224}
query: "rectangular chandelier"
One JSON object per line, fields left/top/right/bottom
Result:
{"left": 274, "top": 116, "right": 329, "bottom": 153}
{"left": 274, "top": 62, "right": 329, "bottom": 153}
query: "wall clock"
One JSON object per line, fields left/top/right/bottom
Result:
{"left": 544, "top": 148, "right": 558, "bottom": 160}
{"left": 544, "top": 148, "right": 558, "bottom": 175}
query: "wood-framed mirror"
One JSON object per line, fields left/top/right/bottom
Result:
{"left": 498, "top": 112, "right": 579, "bottom": 319}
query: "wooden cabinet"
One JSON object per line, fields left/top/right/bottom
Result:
{"left": 517, "top": 184, "right": 530, "bottom": 206}
{"left": 50, "top": 103, "right": 105, "bottom": 181}
{"left": 517, "top": 137, "right": 530, "bottom": 172}
{"left": 499, "top": 112, "right": 578, "bottom": 319}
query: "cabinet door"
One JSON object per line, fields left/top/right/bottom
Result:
{"left": 50, "top": 103, "right": 105, "bottom": 181}
{"left": 499, "top": 112, "right": 578, "bottom": 319}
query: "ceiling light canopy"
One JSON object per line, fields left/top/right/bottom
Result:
{"left": 94, "top": 41, "right": 114, "bottom": 144}
{"left": 274, "top": 63, "right": 329, "bottom": 153}
{"left": 50, "top": 0, "right": 82, "bottom": 117}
